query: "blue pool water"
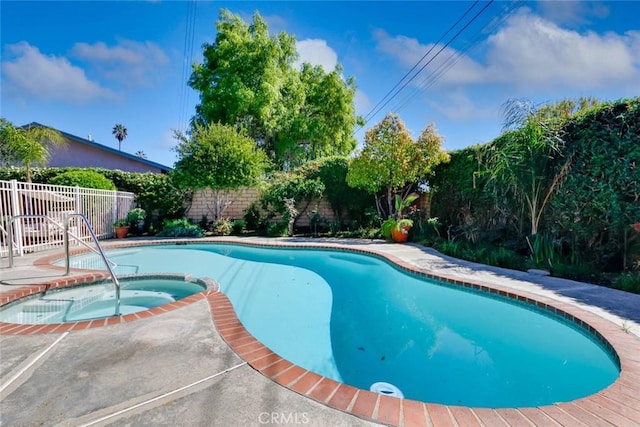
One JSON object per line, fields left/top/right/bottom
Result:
{"left": 59, "top": 243, "right": 619, "bottom": 407}
{"left": 0, "top": 277, "right": 205, "bottom": 324}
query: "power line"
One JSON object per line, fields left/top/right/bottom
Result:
{"left": 178, "top": 0, "right": 197, "bottom": 134}
{"left": 360, "top": 1, "right": 481, "bottom": 126}
{"left": 355, "top": 0, "right": 505, "bottom": 137}
{"left": 360, "top": 0, "right": 495, "bottom": 132}
{"left": 389, "top": 0, "right": 521, "bottom": 115}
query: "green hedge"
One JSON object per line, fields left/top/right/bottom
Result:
{"left": 430, "top": 97, "right": 640, "bottom": 274}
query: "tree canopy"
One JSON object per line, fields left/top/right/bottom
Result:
{"left": 189, "top": 9, "right": 361, "bottom": 169}
{"left": 347, "top": 113, "right": 449, "bottom": 217}
{"left": 0, "top": 119, "right": 65, "bottom": 182}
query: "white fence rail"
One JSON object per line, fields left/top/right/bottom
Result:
{"left": 0, "top": 179, "right": 135, "bottom": 258}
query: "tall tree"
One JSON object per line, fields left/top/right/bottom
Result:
{"left": 346, "top": 113, "right": 449, "bottom": 218}
{"left": 282, "top": 64, "right": 361, "bottom": 168}
{"left": 135, "top": 150, "right": 147, "bottom": 159}
{"left": 112, "top": 124, "right": 127, "bottom": 151}
{"left": 189, "top": 9, "right": 361, "bottom": 168}
{"left": 171, "top": 123, "right": 269, "bottom": 220}
{"left": 0, "top": 119, "right": 65, "bottom": 182}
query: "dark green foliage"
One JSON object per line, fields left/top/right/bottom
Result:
{"left": 157, "top": 218, "right": 204, "bottom": 238}
{"left": 267, "top": 221, "right": 289, "bottom": 237}
{"left": 432, "top": 240, "right": 526, "bottom": 271}
{"left": 430, "top": 146, "right": 510, "bottom": 242}
{"left": 243, "top": 202, "right": 266, "bottom": 230}
{"left": 612, "top": 272, "right": 640, "bottom": 293}
{"left": 260, "top": 170, "right": 325, "bottom": 220}
{"left": 548, "top": 98, "right": 640, "bottom": 270}
{"left": 431, "top": 97, "right": 639, "bottom": 280}
{"left": 232, "top": 219, "right": 246, "bottom": 234}
{"left": 49, "top": 170, "right": 116, "bottom": 190}
{"left": 298, "top": 156, "right": 373, "bottom": 225}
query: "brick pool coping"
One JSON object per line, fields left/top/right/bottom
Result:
{"left": 1, "top": 239, "right": 639, "bottom": 426}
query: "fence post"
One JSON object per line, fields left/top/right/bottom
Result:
{"left": 9, "top": 180, "right": 24, "bottom": 256}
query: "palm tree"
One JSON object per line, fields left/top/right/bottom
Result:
{"left": 135, "top": 150, "right": 147, "bottom": 159}
{"left": 112, "top": 124, "right": 127, "bottom": 151}
{"left": 0, "top": 119, "right": 66, "bottom": 182}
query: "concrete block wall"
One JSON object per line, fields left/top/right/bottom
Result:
{"left": 187, "top": 187, "right": 337, "bottom": 228}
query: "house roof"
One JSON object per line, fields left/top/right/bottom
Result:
{"left": 24, "top": 122, "right": 172, "bottom": 172}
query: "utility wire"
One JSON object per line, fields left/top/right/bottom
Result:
{"left": 178, "top": 0, "right": 197, "bottom": 133}
{"left": 361, "top": 0, "right": 495, "bottom": 131}
{"left": 360, "top": 0, "right": 481, "bottom": 125}
{"left": 389, "top": 0, "right": 520, "bottom": 115}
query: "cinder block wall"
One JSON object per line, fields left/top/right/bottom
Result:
{"left": 187, "top": 187, "right": 337, "bottom": 228}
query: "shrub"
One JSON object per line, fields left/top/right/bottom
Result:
{"left": 156, "top": 218, "right": 204, "bottom": 237}
{"left": 612, "top": 272, "right": 640, "bottom": 294}
{"left": 243, "top": 202, "right": 265, "bottom": 230}
{"left": 213, "top": 219, "right": 233, "bottom": 236}
{"left": 485, "top": 246, "right": 526, "bottom": 270}
{"left": 267, "top": 221, "right": 288, "bottom": 237}
{"left": 49, "top": 170, "right": 116, "bottom": 190}
{"left": 232, "top": 219, "right": 246, "bottom": 235}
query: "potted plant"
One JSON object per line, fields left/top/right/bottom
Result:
{"left": 113, "top": 219, "right": 130, "bottom": 239}
{"left": 127, "top": 208, "right": 146, "bottom": 233}
{"left": 381, "top": 194, "right": 418, "bottom": 243}
{"left": 382, "top": 217, "right": 414, "bottom": 242}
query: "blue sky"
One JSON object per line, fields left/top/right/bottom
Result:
{"left": 2, "top": 1, "right": 639, "bottom": 168}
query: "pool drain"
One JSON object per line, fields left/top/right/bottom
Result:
{"left": 370, "top": 382, "right": 404, "bottom": 398}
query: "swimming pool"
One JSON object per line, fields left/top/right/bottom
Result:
{"left": 0, "top": 275, "right": 208, "bottom": 324}
{"left": 61, "top": 243, "right": 619, "bottom": 408}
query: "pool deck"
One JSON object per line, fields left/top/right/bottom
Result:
{"left": 1, "top": 236, "right": 639, "bottom": 426}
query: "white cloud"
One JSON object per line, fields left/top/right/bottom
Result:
{"left": 537, "top": 1, "right": 609, "bottom": 27}
{"left": 294, "top": 39, "right": 338, "bottom": 71}
{"left": 373, "top": 29, "right": 486, "bottom": 87}
{"left": 1, "top": 42, "right": 116, "bottom": 104}
{"left": 374, "top": 9, "right": 640, "bottom": 92}
{"left": 485, "top": 11, "right": 638, "bottom": 90}
{"left": 71, "top": 39, "right": 169, "bottom": 86}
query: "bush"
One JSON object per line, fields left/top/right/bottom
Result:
{"left": 213, "top": 219, "right": 233, "bottom": 236}
{"left": 244, "top": 202, "right": 265, "bottom": 230}
{"left": 267, "top": 221, "right": 288, "bottom": 237}
{"left": 49, "top": 170, "right": 116, "bottom": 190}
{"left": 232, "top": 219, "right": 246, "bottom": 235}
{"left": 612, "top": 272, "right": 640, "bottom": 294}
{"left": 156, "top": 218, "right": 204, "bottom": 237}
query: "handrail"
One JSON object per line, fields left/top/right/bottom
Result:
{"left": 8, "top": 214, "right": 120, "bottom": 317}
{"left": 48, "top": 219, "right": 118, "bottom": 268}
{"left": 65, "top": 213, "right": 120, "bottom": 316}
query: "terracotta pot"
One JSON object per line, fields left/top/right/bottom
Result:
{"left": 391, "top": 226, "right": 410, "bottom": 243}
{"left": 114, "top": 226, "right": 130, "bottom": 239}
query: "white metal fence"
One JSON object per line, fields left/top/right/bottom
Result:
{"left": 0, "top": 179, "right": 135, "bottom": 258}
